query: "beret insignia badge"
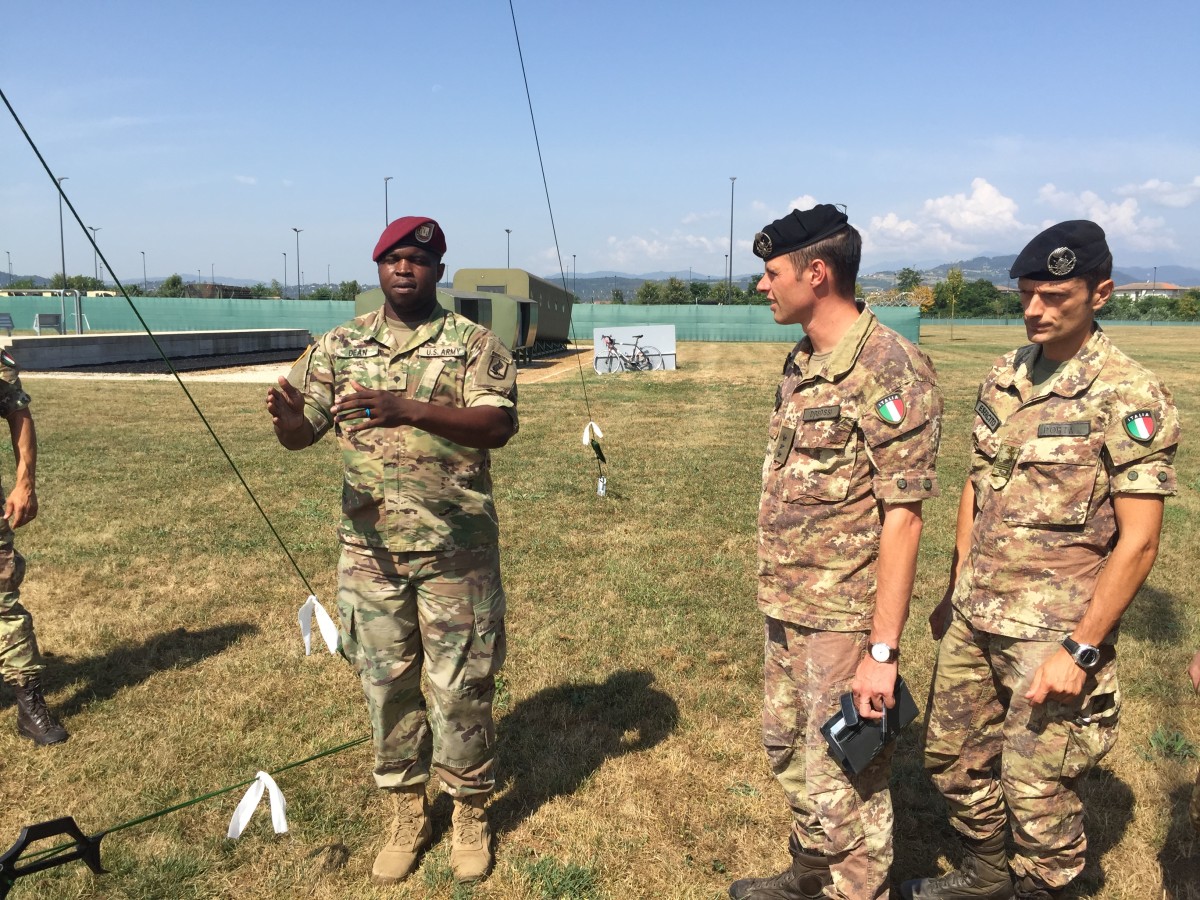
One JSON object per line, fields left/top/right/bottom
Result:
{"left": 1046, "top": 246, "right": 1077, "bottom": 276}
{"left": 415, "top": 223, "right": 434, "bottom": 243}
{"left": 1123, "top": 410, "right": 1157, "bottom": 443}
{"left": 753, "top": 232, "right": 773, "bottom": 258}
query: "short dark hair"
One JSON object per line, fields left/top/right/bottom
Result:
{"left": 787, "top": 225, "right": 861, "bottom": 297}
{"left": 1083, "top": 252, "right": 1113, "bottom": 295}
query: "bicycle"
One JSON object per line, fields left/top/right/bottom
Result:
{"left": 598, "top": 334, "right": 662, "bottom": 373}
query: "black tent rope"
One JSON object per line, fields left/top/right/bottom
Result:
{"left": 507, "top": 0, "right": 606, "bottom": 479}
{"left": 0, "top": 87, "right": 315, "bottom": 598}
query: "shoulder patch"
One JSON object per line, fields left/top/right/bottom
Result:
{"left": 874, "top": 392, "right": 906, "bottom": 425}
{"left": 975, "top": 400, "right": 1000, "bottom": 433}
{"left": 1123, "top": 410, "right": 1157, "bottom": 444}
{"left": 487, "top": 352, "right": 510, "bottom": 380}
{"left": 0, "top": 349, "right": 15, "bottom": 368}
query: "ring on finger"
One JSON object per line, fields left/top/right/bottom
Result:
{"left": 364, "top": 408, "right": 371, "bottom": 420}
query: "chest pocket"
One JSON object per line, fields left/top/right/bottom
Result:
{"left": 780, "top": 416, "right": 858, "bottom": 503}
{"left": 332, "top": 345, "right": 385, "bottom": 393}
{"left": 1002, "top": 433, "right": 1102, "bottom": 527}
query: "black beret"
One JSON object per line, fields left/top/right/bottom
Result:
{"left": 1009, "top": 220, "right": 1109, "bottom": 281}
{"left": 753, "top": 204, "right": 849, "bottom": 261}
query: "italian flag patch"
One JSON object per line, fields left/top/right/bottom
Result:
{"left": 875, "top": 393, "right": 906, "bottom": 425}
{"left": 1123, "top": 410, "right": 1157, "bottom": 443}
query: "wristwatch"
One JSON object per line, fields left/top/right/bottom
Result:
{"left": 869, "top": 642, "right": 899, "bottom": 663}
{"left": 1061, "top": 637, "right": 1102, "bottom": 672}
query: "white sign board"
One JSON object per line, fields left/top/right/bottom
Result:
{"left": 592, "top": 325, "right": 677, "bottom": 373}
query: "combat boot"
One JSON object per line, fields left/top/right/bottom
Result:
{"left": 728, "top": 834, "right": 831, "bottom": 900}
{"left": 370, "top": 786, "right": 431, "bottom": 885}
{"left": 450, "top": 794, "right": 493, "bottom": 882}
{"left": 12, "top": 676, "right": 69, "bottom": 746}
{"left": 1014, "top": 874, "right": 1062, "bottom": 899}
{"left": 899, "top": 831, "right": 1013, "bottom": 899}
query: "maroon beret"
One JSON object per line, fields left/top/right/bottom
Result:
{"left": 372, "top": 216, "right": 447, "bottom": 262}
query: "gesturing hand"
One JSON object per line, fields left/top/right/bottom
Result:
{"left": 266, "top": 376, "right": 307, "bottom": 431}
{"left": 331, "top": 380, "right": 418, "bottom": 434}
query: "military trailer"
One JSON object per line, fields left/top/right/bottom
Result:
{"left": 355, "top": 267, "right": 574, "bottom": 359}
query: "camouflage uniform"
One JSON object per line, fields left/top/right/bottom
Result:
{"left": 292, "top": 304, "right": 517, "bottom": 795}
{"left": 0, "top": 358, "right": 36, "bottom": 686}
{"left": 925, "top": 327, "right": 1179, "bottom": 889}
{"left": 759, "top": 308, "right": 942, "bottom": 900}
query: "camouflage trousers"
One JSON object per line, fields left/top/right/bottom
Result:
{"left": 762, "top": 618, "right": 893, "bottom": 900}
{"left": 924, "top": 611, "right": 1120, "bottom": 890}
{"left": 336, "top": 542, "right": 506, "bottom": 797}
{"left": 0, "top": 516, "right": 37, "bottom": 686}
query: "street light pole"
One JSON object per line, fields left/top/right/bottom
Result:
{"left": 5, "top": 251, "right": 11, "bottom": 287}
{"left": 572, "top": 254, "right": 576, "bottom": 297}
{"left": 384, "top": 176, "right": 392, "bottom": 225}
{"left": 282, "top": 252, "right": 287, "bottom": 298}
{"left": 56, "top": 176, "right": 69, "bottom": 296}
{"left": 140, "top": 251, "right": 147, "bottom": 292}
{"left": 88, "top": 226, "right": 101, "bottom": 281}
{"left": 728, "top": 176, "right": 737, "bottom": 302}
{"left": 293, "top": 228, "right": 303, "bottom": 300}
{"left": 505, "top": 229, "right": 511, "bottom": 268}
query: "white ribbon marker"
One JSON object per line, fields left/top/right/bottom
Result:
{"left": 582, "top": 421, "right": 603, "bottom": 446}
{"left": 227, "top": 771, "right": 288, "bottom": 839}
{"left": 297, "top": 594, "right": 338, "bottom": 656}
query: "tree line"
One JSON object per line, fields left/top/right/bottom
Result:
{"left": 4, "top": 274, "right": 361, "bottom": 301}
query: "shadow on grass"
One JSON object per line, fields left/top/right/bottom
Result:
{"left": 487, "top": 669, "right": 679, "bottom": 835}
{"left": 1159, "top": 780, "right": 1200, "bottom": 899}
{"left": 0, "top": 623, "right": 258, "bottom": 717}
{"left": 1120, "top": 586, "right": 1186, "bottom": 645}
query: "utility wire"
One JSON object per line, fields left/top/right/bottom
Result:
{"left": 0, "top": 87, "right": 316, "bottom": 596}
{"left": 506, "top": 0, "right": 604, "bottom": 477}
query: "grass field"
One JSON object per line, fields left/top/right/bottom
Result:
{"left": 2, "top": 324, "right": 1199, "bottom": 899}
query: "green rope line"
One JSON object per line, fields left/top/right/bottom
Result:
{"left": 0, "top": 86, "right": 317, "bottom": 598}
{"left": 13, "top": 735, "right": 370, "bottom": 868}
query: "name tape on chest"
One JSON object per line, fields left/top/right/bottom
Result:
{"left": 1036, "top": 421, "right": 1091, "bottom": 438}
{"left": 975, "top": 400, "right": 1001, "bottom": 433}
{"left": 802, "top": 405, "right": 841, "bottom": 422}
{"left": 418, "top": 345, "right": 467, "bottom": 359}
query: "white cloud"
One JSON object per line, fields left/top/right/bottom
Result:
{"left": 1115, "top": 176, "right": 1200, "bottom": 209}
{"left": 1037, "top": 183, "right": 1174, "bottom": 251}
{"left": 860, "top": 179, "right": 1024, "bottom": 261}
{"left": 787, "top": 194, "right": 818, "bottom": 213}
{"left": 234, "top": 175, "right": 257, "bottom": 185}
{"left": 681, "top": 210, "right": 720, "bottom": 225}
{"left": 603, "top": 234, "right": 672, "bottom": 266}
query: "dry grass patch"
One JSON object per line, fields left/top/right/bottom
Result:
{"left": 2, "top": 327, "right": 1198, "bottom": 897}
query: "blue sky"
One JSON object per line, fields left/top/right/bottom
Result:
{"left": 3, "top": 0, "right": 1198, "bottom": 288}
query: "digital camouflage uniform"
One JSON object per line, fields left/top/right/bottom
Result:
{"left": 0, "top": 357, "right": 35, "bottom": 687}
{"left": 925, "top": 326, "right": 1179, "bottom": 889}
{"left": 291, "top": 304, "right": 517, "bottom": 796}
{"left": 759, "top": 307, "right": 942, "bottom": 900}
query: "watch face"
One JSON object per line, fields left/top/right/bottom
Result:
{"left": 870, "top": 643, "right": 892, "bottom": 663}
{"left": 1078, "top": 647, "right": 1101, "bottom": 668}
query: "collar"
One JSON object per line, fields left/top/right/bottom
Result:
{"left": 794, "top": 304, "right": 877, "bottom": 384}
{"left": 998, "top": 326, "right": 1111, "bottom": 400}
{"left": 363, "top": 303, "right": 449, "bottom": 356}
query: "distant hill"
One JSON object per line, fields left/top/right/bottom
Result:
{"left": 863, "top": 256, "right": 1200, "bottom": 290}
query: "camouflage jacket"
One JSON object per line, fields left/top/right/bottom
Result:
{"left": 292, "top": 305, "right": 517, "bottom": 553}
{"left": 758, "top": 308, "right": 943, "bottom": 631}
{"left": 952, "top": 326, "right": 1179, "bottom": 640}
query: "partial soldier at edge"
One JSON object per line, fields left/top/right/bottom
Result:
{"left": 0, "top": 349, "right": 68, "bottom": 746}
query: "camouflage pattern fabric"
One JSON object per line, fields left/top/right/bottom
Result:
{"left": 337, "top": 542, "right": 506, "bottom": 796}
{"left": 0, "top": 513, "right": 36, "bottom": 685}
{"left": 924, "top": 611, "right": 1120, "bottom": 889}
{"left": 758, "top": 308, "right": 942, "bottom": 631}
{"left": 763, "top": 619, "right": 893, "bottom": 900}
{"left": 953, "top": 327, "right": 1179, "bottom": 639}
{"left": 0, "top": 356, "right": 36, "bottom": 685}
{"left": 290, "top": 304, "right": 518, "bottom": 553}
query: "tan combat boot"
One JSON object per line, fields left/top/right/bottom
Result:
{"left": 899, "top": 830, "right": 1014, "bottom": 899}
{"left": 449, "top": 794, "right": 493, "bottom": 882}
{"left": 370, "top": 786, "right": 431, "bottom": 885}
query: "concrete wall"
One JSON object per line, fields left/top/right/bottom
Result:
{"left": 1, "top": 329, "right": 312, "bottom": 369}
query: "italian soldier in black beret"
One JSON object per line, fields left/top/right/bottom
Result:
{"left": 903, "top": 221, "right": 1180, "bottom": 899}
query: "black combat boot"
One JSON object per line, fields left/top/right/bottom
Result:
{"left": 728, "top": 834, "right": 831, "bottom": 900}
{"left": 899, "top": 831, "right": 1013, "bottom": 899}
{"left": 1013, "top": 874, "right": 1062, "bottom": 899}
{"left": 12, "top": 676, "right": 69, "bottom": 745}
